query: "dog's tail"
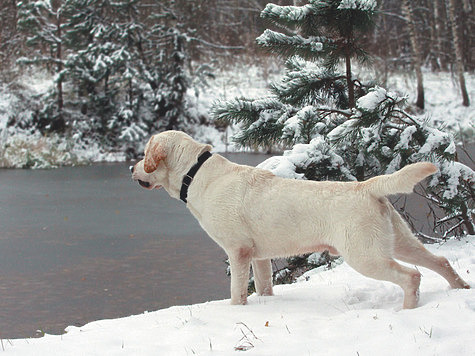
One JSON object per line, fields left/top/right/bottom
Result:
{"left": 363, "top": 162, "right": 437, "bottom": 197}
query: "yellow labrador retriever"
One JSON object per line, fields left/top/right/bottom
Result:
{"left": 131, "top": 130, "right": 469, "bottom": 309}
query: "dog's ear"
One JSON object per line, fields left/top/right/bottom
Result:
{"left": 143, "top": 137, "right": 166, "bottom": 173}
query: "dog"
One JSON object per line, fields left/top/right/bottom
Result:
{"left": 131, "top": 130, "right": 470, "bottom": 309}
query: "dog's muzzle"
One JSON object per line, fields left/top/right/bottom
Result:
{"left": 138, "top": 180, "right": 151, "bottom": 188}
{"left": 130, "top": 165, "right": 152, "bottom": 188}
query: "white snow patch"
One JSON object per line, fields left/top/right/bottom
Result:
{"left": 258, "top": 155, "right": 304, "bottom": 180}
{"left": 3, "top": 239, "right": 474, "bottom": 355}
{"left": 386, "top": 71, "right": 474, "bottom": 140}
{"left": 338, "top": 0, "right": 377, "bottom": 11}
{"left": 261, "top": 3, "right": 313, "bottom": 22}
{"left": 356, "top": 86, "right": 388, "bottom": 111}
{"left": 258, "top": 136, "right": 356, "bottom": 181}
{"left": 395, "top": 125, "right": 417, "bottom": 151}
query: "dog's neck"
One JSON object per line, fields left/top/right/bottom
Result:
{"left": 179, "top": 151, "right": 213, "bottom": 203}
{"left": 162, "top": 145, "right": 212, "bottom": 200}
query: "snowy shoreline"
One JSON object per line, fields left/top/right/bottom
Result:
{"left": 1, "top": 69, "right": 474, "bottom": 169}
{"left": 2, "top": 238, "right": 474, "bottom": 355}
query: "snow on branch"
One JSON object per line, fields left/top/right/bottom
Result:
{"left": 338, "top": 0, "right": 377, "bottom": 11}
{"left": 257, "top": 29, "right": 327, "bottom": 53}
{"left": 261, "top": 3, "right": 313, "bottom": 22}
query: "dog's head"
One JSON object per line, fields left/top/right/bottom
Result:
{"left": 131, "top": 131, "right": 212, "bottom": 197}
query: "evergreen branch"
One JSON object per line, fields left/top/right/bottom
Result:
{"left": 271, "top": 67, "right": 348, "bottom": 107}
{"left": 260, "top": 3, "right": 314, "bottom": 29}
{"left": 314, "top": 107, "right": 352, "bottom": 118}
{"left": 211, "top": 97, "right": 285, "bottom": 126}
{"left": 256, "top": 30, "right": 332, "bottom": 60}
{"left": 17, "top": 56, "right": 64, "bottom": 66}
{"left": 392, "top": 109, "right": 420, "bottom": 126}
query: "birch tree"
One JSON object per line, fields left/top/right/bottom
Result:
{"left": 401, "top": 0, "right": 424, "bottom": 110}
{"left": 447, "top": 0, "right": 470, "bottom": 106}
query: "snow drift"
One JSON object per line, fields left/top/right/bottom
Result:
{"left": 3, "top": 239, "right": 474, "bottom": 355}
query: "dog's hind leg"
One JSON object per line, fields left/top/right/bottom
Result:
{"left": 341, "top": 216, "right": 422, "bottom": 309}
{"left": 345, "top": 251, "right": 422, "bottom": 309}
{"left": 228, "top": 246, "right": 253, "bottom": 305}
{"left": 252, "top": 259, "right": 274, "bottom": 296}
{"left": 391, "top": 210, "right": 470, "bottom": 289}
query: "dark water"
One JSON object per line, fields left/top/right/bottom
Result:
{"left": 1, "top": 147, "right": 473, "bottom": 339}
{"left": 0, "top": 153, "right": 271, "bottom": 339}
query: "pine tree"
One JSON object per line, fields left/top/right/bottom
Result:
{"left": 62, "top": 0, "right": 138, "bottom": 135}
{"left": 137, "top": 1, "right": 192, "bottom": 133}
{"left": 60, "top": 0, "right": 161, "bottom": 155}
{"left": 213, "top": 0, "right": 474, "bottom": 241}
{"left": 257, "top": 0, "right": 376, "bottom": 108}
{"left": 17, "top": 0, "right": 65, "bottom": 131}
{"left": 214, "top": 0, "right": 378, "bottom": 180}
{"left": 15, "top": 0, "right": 199, "bottom": 157}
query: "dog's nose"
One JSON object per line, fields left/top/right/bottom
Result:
{"left": 129, "top": 165, "right": 134, "bottom": 173}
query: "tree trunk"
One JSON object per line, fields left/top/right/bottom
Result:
{"left": 460, "top": 200, "right": 475, "bottom": 235}
{"left": 447, "top": 0, "right": 470, "bottom": 106}
{"left": 434, "top": 0, "right": 448, "bottom": 70}
{"left": 428, "top": 0, "right": 441, "bottom": 71}
{"left": 402, "top": 0, "right": 425, "bottom": 110}
{"left": 380, "top": 0, "right": 389, "bottom": 86}
{"left": 345, "top": 42, "right": 355, "bottom": 108}
{"left": 56, "top": 10, "right": 63, "bottom": 111}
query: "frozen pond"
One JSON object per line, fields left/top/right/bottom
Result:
{"left": 0, "top": 153, "right": 270, "bottom": 338}
{"left": 1, "top": 147, "right": 472, "bottom": 339}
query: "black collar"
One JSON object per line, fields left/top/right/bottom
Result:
{"left": 180, "top": 151, "right": 212, "bottom": 203}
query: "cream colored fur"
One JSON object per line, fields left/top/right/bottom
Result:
{"left": 132, "top": 130, "right": 470, "bottom": 309}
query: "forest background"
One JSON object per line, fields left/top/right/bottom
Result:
{"left": 0, "top": 0, "right": 473, "bottom": 232}
{"left": 0, "top": 0, "right": 472, "bottom": 161}
{"left": 0, "top": 0, "right": 473, "bottom": 293}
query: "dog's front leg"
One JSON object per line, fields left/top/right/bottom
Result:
{"left": 228, "top": 247, "right": 253, "bottom": 305}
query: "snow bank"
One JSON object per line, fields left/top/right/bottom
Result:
{"left": 4, "top": 239, "right": 473, "bottom": 355}
{"left": 0, "top": 129, "right": 126, "bottom": 169}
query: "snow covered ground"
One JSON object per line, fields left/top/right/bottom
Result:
{"left": 386, "top": 70, "right": 474, "bottom": 140}
{"left": 3, "top": 238, "right": 473, "bottom": 355}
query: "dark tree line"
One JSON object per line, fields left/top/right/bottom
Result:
{"left": 0, "top": 0, "right": 472, "bottom": 156}
{"left": 2, "top": 0, "right": 473, "bottom": 71}
{"left": 0, "top": 0, "right": 292, "bottom": 158}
